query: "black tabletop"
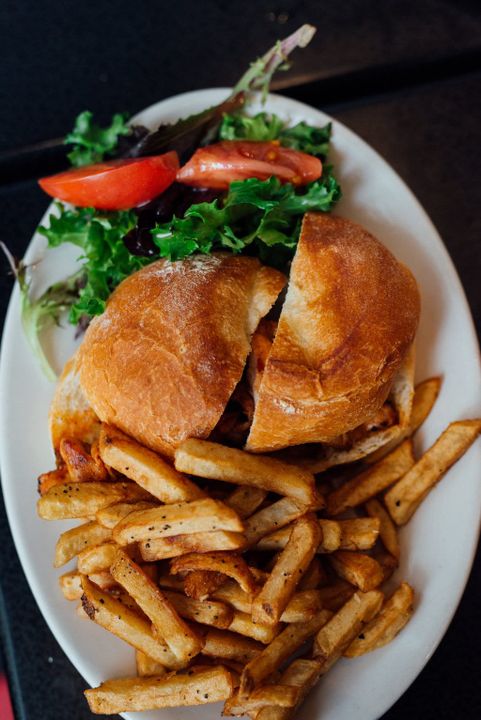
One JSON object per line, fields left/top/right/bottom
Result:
{"left": 1, "top": 2, "right": 481, "bottom": 719}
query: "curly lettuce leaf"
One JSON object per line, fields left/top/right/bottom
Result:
{"left": 65, "top": 111, "right": 131, "bottom": 167}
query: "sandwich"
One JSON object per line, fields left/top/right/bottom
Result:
{"left": 51, "top": 213, "right": 420, "bottom": 463}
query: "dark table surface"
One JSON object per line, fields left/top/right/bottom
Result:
{"left": 1, "top": 1, "right": 480, "bottom": 718}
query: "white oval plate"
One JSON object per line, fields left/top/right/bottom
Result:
{"left": 1, "top": 89, "right": 480, "bottom": 720}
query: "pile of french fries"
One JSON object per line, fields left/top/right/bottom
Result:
{"left": 36, "top": 376, "right": 481, "bottom": 717}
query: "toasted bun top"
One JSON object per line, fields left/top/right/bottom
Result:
{"left": 79, "top": 254, "right": 285, "bottom": 457}
{"left": 245, "top": 213, "right": 421, "bottom": 452}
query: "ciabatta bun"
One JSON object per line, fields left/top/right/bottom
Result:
{"left": 78, "top": 254, "right": 286, "bottom": 457}
{"left": 245, "top": 213, "right": 420, "bottom": 452}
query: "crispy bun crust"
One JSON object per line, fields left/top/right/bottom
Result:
{"left": 246, "top": 213, "right": 421, "bottom": 452}
{"left": 79, "top": 254, "right": 285, "bottom": 457}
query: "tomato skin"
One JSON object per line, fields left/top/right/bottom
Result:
{"left": 176, "top": 141, "right": 322, "bottom": 190}
{"left": 38, "top": 152, "right": 179, "bottom": 210}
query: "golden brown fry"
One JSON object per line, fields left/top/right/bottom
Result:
{"left": 244, "top": 498, "right": 307, "bottom": 547}
{"left": 239, "top": 611, "right": 332, "bottom": 697}
{"left": 110, "top": 548, "right": 202, "bottom": 663}
{"left": 38, "top": 481, "right": 151, "bottom": 520}
{"left": 54, "top": 521, "right": 112, "bottom": 567}
{"left": 224, "top": 685, "right": 299, "bottom": 716}
{"left": 252, "top": 514, "right": 321, "bottom": 626}
{"left": 329, "top": 551, "right": 384, "bottom": 592}
{"left": 77, "top": 542, "right": 119, "bottom": 574}
{"left": 385, "top": 420, "right": 481, "bottom": 525}
{"left": 96, "top": 501, "right": 158, "bottom": 529}
{"left": 367, "top": 377, "right": 442, "bottom": 463}
{"left": 344, "top": 582, "right": 414, "bottom": 657}
{"left": 254, "top": 659, "right": 322, "bottom": 720}
{"left": 337, "top": 518, "right": 381, "bottom": 551}
{"left": 139, "top": 530, "right": 246, "bottom": 561}
{"left": 135, "top": 651, "right": 167, "bottom": 677}
{"left": 326, "top": 440, "right": 415, "bottom": 516}
{"left": 158, "top": 574, "right": 190, "bottom": 593}
{"left": 171, "top": 552, "right": 257, "bottom": 595}
{"left": 60, "top": 437, "right": 109, "bottom": 482}
{"left": 87, "top": 571, "right": 117, "bottom": 591}
{"left": 224, "top": 486, "right": 268, "bottom": 519}
{"left": 229, "top": 611, "right": 280, "bottom": 644}
{"left": 203, "top": 628, "right": 263, "bottom": 664}
{"left": 278, "top": 589, "right": 322, "bottom": 623}
{"left": 175, "top": 439, "right": 319, "bottom": 506}
{"left": 99, "top": 424, "right": 203, "bottom": 502}
{"left": 313, "top": 590, "right": 384, "bottom": 672}
{"left": 161, "top": 590, "right": 234, "bottom": 629}
{"left": 213, "top": 580, "right": 252, "bottom": 613}
{"left": 80, "top": 576, "right": 182, "bottom": 668}
{"left": 59, "top": 571, "right": 83, "bottom": 600}
{"left": 256, "top": 518, "right": 379, "bottom": 554}
{"left": 318, "top": 581, "right": 356, "bottom": 612}
{"left": 298, "top": 558, "right": 327, "bottom": 591}
{"left": 184, "top": 571, "right": 226, "bottom": 600}
{"left": 85, "top": 666, "right": 234, "bottom": 713}
{"left": 37, "top": 467, "right": 69, "bottom": 496}
{"left": 112, "top": 498, "right": 243, "bottom": 545}
{"left": 365, "top": 498, "right": 400, "bottom": 559}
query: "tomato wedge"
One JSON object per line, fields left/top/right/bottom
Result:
{"left": 176, "top": 141, "right": 322, "bottom": 190}
{"left": 38, "top": 152, "right": 179, "bottom": 210}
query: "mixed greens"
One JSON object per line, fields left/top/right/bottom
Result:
{"left": 11, "top": 24, "right": 342, "bottom": 379}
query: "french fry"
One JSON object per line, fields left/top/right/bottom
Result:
{"left": 252, "top": 514, "right": 321, "bottom": 626}
{"left": 112, "top": 498, "right": 243, "bottom": 545}
{"left": 239, "top": 611, "right": 332, "bottom": 697}
{"left": 77, "top": 542, "right": 119, "bottom": 574}
{"left": 374, "top": 550, "right": 399, "bottom": 583}
{"left": 203, "top": 628, "right": 263, "bottom": 664}
{"left": 60, "top": 437, "right": 109, "bottom": 482}
{"left": 365, "top": 499, "right": 400, "bottom": 559}
{"left": 37, "top": 467, "right": 68, "bottom": 496}
{"left": 337, "top": 518, "right": 381, "bottom": 551}
{"left": 223, "top": 684, "right": 299, "bottom": 716}
{"left": 279, "top": 590, "right": 323, "bottom": 623}
{"left": 139, "top": 530, "right": 246, "bottom": 561}
{"left": 229, "top": 611, "right": 280, "bottom": 644}
{"left": 367, "top": 377, "right": 442, "bottom": 463}
{"left": 184, "top": 570, "right": 226, "bottom": 600}
{"left": 313, "top": 590, "right": 384, "bottom": 672}
{"left": 385, "top": 420, "right": 481, "bottom": 525}
{"left": 96, "top": 501, "right": 158, "bottom": 529}
{"left": 298, "top": 558, "right": 327, "bottom": 591}
{"left": 329, "top": 551, "right": 384, "bottom": 592}
{"left": 224, "top": 486, "right": 268, "bottom": 519}
{"left": 109, "top": 586, "right": 146, "bottom": 617}
{"left": 175, "top": 439, "right": 319, "bottom": 506}
{"left": 85, "top": 666, "right": 234, "bottom": 713}
{"left": 99, "top": 424, "right": 204, "bottom": 502}
{"left": 244, "top": 498, "right": 308, "bottom": 547}
{"left": 80, "top": 576, "right": 182, "bottom": 668}
{"left": 135, "top": 651, "right": 167, "bottom": 677}
{"left": 213, "top": 581, "right": 322, "bottom": 624}
{"left": 87, "top": 571, "right": 117, "bottom": 591}
{"left": 54, "top": 521, "right": 112, "bottom": 567}
{"left": 344, "top": 582, "right": 414, "bottom": 657}
{"left": 161, "top": 590, "right": 234, "bottom": 629}
{"left": 110, "top": 548, "right": 203, "bottom": 663}
{"left": 59, "top": 571, "right": 83, "bottom": 600}
{"left": 171, "top": 552, "right": 257, "bottom": 595}
{"left": 326, "top": 440, "right": 415, "bottom": 516}
{"left": 38, "top": 481, "right": 151, "bottom": 520}
{"left": 256, "top": 518, "right": 379, "bottom": 554}
{"left": 158, "top": 574, "right": 190, "bottom": 593}
{"left": 254, "top": 659, "right": 323, "bottom": 720}
{"left": 318, "top": 581, "right": 356, "bottom": 612}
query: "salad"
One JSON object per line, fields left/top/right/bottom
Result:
{"left": 8, "top": 24, "right": 341, "bottom": 380}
